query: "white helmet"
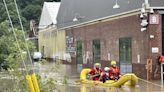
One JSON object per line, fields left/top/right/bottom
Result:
{"left": 104, "top": 67, "right": 110, "bottom": 71}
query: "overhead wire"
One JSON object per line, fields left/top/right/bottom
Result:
{"left": 13, "top": 0, "right": 34, "bottom": 70}
{"left": 3, "top": 1, "right": 164, "bottom": 91}
{"left": 3, "top": 0, "right": 40, "bottom": 92}
{"left": 2, "top": 0, "right": 27, "bottom": 74}
{"left": 13, "top": 0, "right": 41, "bottom": 91}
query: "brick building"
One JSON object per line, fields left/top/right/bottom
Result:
{"left": 55, "top": 0, "right": 164, "bottom": 79}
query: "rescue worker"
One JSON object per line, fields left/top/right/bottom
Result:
{"left": 100, "top": 67, "right": 110, "bottom": 83}
{"left": 159, "top": 54, "right": 164, "bottom": 63}
{"left": 89, "top": 63, "right": 102, "bottom": 81}
{"left": 109, "top": 60, "right": 121, "bottom": 80}
{"left": 158, "top": 54, "right": 164, "bottom": 78}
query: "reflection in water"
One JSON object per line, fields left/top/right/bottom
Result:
{"left": 64, "top": 81, "right": 163, "bottom": 92}
{"left": 79, "top": 84, "right": 139, "bottom": 92}
{"left": 80, "top": 85, "right": 86, "bottom": 92}
{"left": 1, "top": 63, "right": 164, "bottom": 92}
{"left": 55, "top": 64, "right": 164, "bottom": 92}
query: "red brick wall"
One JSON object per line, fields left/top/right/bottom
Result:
{"left": 65, "top": 13, "right": 162, "bottom": 79}
{"left": 148, "top": 13, "right": 162, "bottom": 79}
{"left": 148, "top": 13, "right": 162, "bottom": 61}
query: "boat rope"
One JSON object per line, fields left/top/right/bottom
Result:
{"left": 13, "top": 0, "right": 34, "bottom": 70}
{"left": 138, "top": 77, "right": 164, "bottom": 88}
{"left": 3, "top": 0, "right": 27, "bottom": 74}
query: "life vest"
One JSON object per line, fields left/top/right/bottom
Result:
{"left": 159, "top": 56, "right": 164, "bottom": 63}
{"left": 89, "top": 68, "right": 102, "bottom": 80}
{"left": 109, "top": 66, "right": 120, "bottom": 80}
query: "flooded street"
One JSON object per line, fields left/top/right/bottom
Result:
{"left": 56, "top": 79, "right": 164, "bottom": 92}
{"left": 57, "top": 76, "right": 164, "bottom": 92}
{"left": 38, "top": 62, "right": 164, "bottom": 92}
{"left": 0, "top": 62, "right": 164, "bottom": 92}
{"left": 1, "top": 0, "right": 164, "bottom": 92}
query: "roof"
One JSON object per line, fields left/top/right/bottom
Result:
{"left": 150, "top": 0, "right": 164, "bottom": 7}
{"left": 56, "top": 0, "right": 164, "bottom": 29}
{"left": 39, "top": 2, "right": 60, "bottom": 30}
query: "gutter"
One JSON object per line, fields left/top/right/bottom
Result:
{"left": 39, "top": 26, "right": 57, "bottom": 32}
{"left": 151, "top": 7, "right": 164, "bottom": 9}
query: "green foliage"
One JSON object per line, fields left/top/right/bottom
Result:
{"left": 36, "top": 73, "right": 57, "bottom": 92}
{"left": 0, "top": 0, "right": 62, "bottom": 91}
{"left": 22, "top": 5, "right": 41, "bottom": 21}
{"left": 0, "top": 21, "right": 34, "bottom": 91}
{"left": 63, "top": 75, "right": 68, "bottom": 84}
{"left": 0, "top": 21, "right": 35, "bottom": 70}
{"left": 7, "top": 69, "right": 28, "bottom": 92}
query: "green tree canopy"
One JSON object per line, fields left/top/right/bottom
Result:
{"left": 0, "top": 21, "right": 35, "bottom": 70}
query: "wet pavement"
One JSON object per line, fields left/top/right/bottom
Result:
{"left": 0, "top": 62, "right": 164, "bottom": 92}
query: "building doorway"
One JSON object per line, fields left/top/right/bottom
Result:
{"left": 119, "top": 37, "right": 132, "bottom": 74}
{"left": 92, "top": 39, "right": 101, "bottom": 63}
{"left": 76, "top": 41, "right": 83, "bottom": 72}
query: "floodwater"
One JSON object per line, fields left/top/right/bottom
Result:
{"left": 41, "top": 62, "right": 164, "bottom": 92}
{"left": 56, "top": 66, "right": 164, "bottom": 92}
{"left": 0, "top": 62, "right": 164, "bottom": 92}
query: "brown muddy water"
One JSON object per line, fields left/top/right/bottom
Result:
{"left": 0, "top": 62, "right": 164, "bottom": 92}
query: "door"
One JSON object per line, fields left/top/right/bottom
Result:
{"left": 92, "top": 39, "right": 101, "bottom": 63}
{"left": 119, "top": 37, "right": 132, "bottom": 74}
{"left": 76, "top": 41, "right": 83, "bottom": 72}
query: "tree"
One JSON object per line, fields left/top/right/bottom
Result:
{"left": 22, "top": 4, "right": 41, "bottom": 21}
{"left": 0, "top": 21, "right": 35, "bottom": 70}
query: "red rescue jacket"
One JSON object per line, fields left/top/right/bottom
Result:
{"left": 109, "top": 66, "right": 120, "bottom": 80}
{"left": 159, "top": 55, "right": 164, "bottom": 63}
{"left": 89, "top": 68, "right": 102, "bottom": 80}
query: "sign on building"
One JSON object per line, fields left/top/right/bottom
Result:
{"left": 66, "top": 36, "right": 75, "bottom": 53}
{"left": 152, "top": 47, "right": 159, "bottom": 53}
{"left": 149, "top": 14, "right": 159, "bottom": 24}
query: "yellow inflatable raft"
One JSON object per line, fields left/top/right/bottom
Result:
{"left": 76, "top": 69, "right": 138, "bottom": 87}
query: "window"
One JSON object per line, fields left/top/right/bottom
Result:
{"left": 119, "top": 37, "right": 132, "bottom": 74}
{"left": 92, "top": 39, "right": 101, "bottom": 63}
{"left": 76, "top": 41, "right": 83, "bottom": 64}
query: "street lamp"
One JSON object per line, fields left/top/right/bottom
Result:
{"left": 73, "top": 13, "right": 85, "bottom": 22}
{"left": 149, "top": 8, "right": 154, "bottom": 13}
{"left": 141, "top": 19, "right": 148, "bottom": 26}
{"left": 113, "top": 0, "right": 120, "bottom": 9}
